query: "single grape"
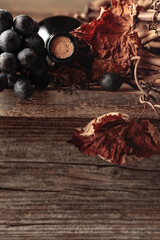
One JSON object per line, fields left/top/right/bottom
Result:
{"left": 0, "top": 52, "right": 19, "bottom": 73}
{"left": 13, "top": 14, "right": 34, "bottom": 36}
{"left": 17, "top": 48, "right": 37, "bottom": 68}
{"left": 0, "top": 9, "right": 13, "bottom": 33}
{"left": 33, "top": 20, "right": 39, "bottom": 33}
{"left": 0, "top": 73, "right": 7, "bottom": 91}
{"left": 24, "top": 33, "right": 45, "bottom": 54}
{"left": 14, "top": 77, "right": 34, "bottom": 100}
{"left": 29, "top": 58, "right": 48, "bottom": 76}
{"left": 99, "top": 72, "right": 123, "bottom": 91}
{"left": 6, "top": 74, "right": 18, "bottom": 89}
{"left": 30, "top": 74, "right": 50, "bottom": 89}
{"left": 0, "top": 29, "right": 22, "bottom": 53}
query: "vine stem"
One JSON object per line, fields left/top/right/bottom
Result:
{"left": 131, "top": 56, "right": 150, "bottom": 98}
{"left": 131, "top": 56, "right": 160, "bottom": 118}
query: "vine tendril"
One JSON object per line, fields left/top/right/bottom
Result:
{"left": 131, "top": 56, "right": 160, "bottom": 118}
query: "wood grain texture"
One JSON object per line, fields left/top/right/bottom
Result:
{"left": 0, "top": 86, "right": 159, "bottom": 119}
{"left": 0, "top": 116, "right": 160, "bottom": 239}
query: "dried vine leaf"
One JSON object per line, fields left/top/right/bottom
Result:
{"left": 70, "top": 113, "right": 160, "bottom": 165}
{"left": 51, "top": 64, "right": 87, "bottom": 88}
{"left": 71, "top": 0, "right": 141, "bottom": 77}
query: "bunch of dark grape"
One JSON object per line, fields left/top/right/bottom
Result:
{"left": 0, "top": 9, "right": 50, "bottom": 100}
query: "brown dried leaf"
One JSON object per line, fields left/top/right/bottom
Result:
{"left": 71, "top": 0, "right": 141, "bottom": 77}
{"left": 70, "top": 113, "right": 160, "bottom": 165}
{"left": 52, "top": 64, "right": 87, "bottom": 88}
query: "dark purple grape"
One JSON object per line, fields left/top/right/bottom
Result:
{"left": 33, "top": 20, "right": 39, "bottom": 33}
{"left": 6, "top": 74, "right": 18, "bottom": 89}
{"left": 0, "top": 29, "right": 22, "bottom": 53}
{"left": 0, "top": 52, "right": 19, "bottom": 73}
{"left": 24, "top": 33, "right": 45, "bottom": 54}
{"left": 29, "top": 58, "right": 48, "bottom": 76}
{"left": 14, "top": 77, "right": 34, "bottom": 100}
{"left": 0, "top": 73, "right": 7, "bottom": 91}
{"left": 17, "top": 48, "right": 37, "bottom": 68}
{"left": 13, "top": 14, "right": 34, "bottom": 36}
{"left": 99, "top": 72, "right": 123, "bottom": 91}
{"left": 30, "top": 74, "right": 50, "bottom": 89}
{"left": 0, "top": 9, "right": 13, "bottom": 33}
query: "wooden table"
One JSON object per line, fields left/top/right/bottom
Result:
{"left": 0, "top": 1, "right": 160, "bottom": 239}
{"left": 0, "top": 87, "right": 159, "bottom": 240}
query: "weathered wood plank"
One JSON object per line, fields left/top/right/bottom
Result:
{"left": 0, "top": 150, "right": 160, "bottom": 239}
{"left": 0, "top": 87, "right": 158, "bottom": 119}
{"left": 0, "top": 116, "right": 159, "bottom": 239}
{"left": 0, "top": 116, "right": 159, "bottom": 167}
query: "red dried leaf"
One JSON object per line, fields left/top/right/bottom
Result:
{"left": 71, "top": 0, "right": 141, "bottom": 74}
{"left": 52, "top": 64, "right": 87, "bottom": 87}
{"left": 70, "top": 113, "right": 160, "bottom": 165}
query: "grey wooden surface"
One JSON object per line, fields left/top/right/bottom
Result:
{"left": 0, "top": 0, "right": 159, "bottom": 239}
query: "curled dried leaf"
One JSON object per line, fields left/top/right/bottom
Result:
{"left": 70, "top": 112, "right": 160, "bottom": 165}
{"left": 71, "top": 0, "right": 141, "bottom": 79}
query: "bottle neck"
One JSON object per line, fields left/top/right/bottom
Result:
{"left": 46, "top": 32, "right": 77, "bottom": 63}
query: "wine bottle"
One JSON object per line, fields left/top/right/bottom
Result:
{"left": 46, "top": 31, "right": 77, "bottom": 63}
